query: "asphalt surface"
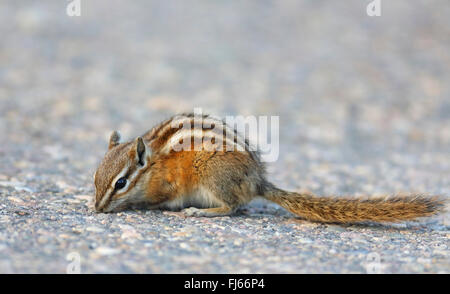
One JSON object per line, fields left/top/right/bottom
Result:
{"left": 0, "top": 1, "right": 449, "bottom": 273}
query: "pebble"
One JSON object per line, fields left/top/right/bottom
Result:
{"left": 8, "top": 197, "right": 25, "bottom": 204}
{"left": 74, "top": 195, "right": 92, "bottom": 202}
{"left": 179, "top": 243, "right": 189, "bottom": 249}
{"left": 119, "top": 225, "right": 142, "bottom": 240}
{"left": 86, "top": 226, "right": 105, "bottom": 233}
{"left": 95, "top": 247, "right": 121, "bottom": 256}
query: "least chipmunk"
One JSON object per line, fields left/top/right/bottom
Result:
{"left": 93, "top": 113, "right": 446, "bottom": 223}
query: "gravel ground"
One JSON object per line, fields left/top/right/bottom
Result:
{"left": 0, "top": 1, "right": 449, "bottom": 273}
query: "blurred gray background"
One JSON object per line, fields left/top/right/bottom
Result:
{"left": 0, "top": 1, "right": 448, "bottom": 273}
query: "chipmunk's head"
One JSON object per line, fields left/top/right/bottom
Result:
{"left": 94, "top": 131, "right": 152, "bottom": 212}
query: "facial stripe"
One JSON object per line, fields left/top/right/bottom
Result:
{"left": 97, "top": 165, "right": 130, "bottom": 210}
{"left": 102, "top": 164, "right": 152, "bottom": 212}
{"left": 96, "top": 151, "right": 153, "bottom": 212}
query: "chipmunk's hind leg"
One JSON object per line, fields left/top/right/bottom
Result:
{"left": 183, "top": 151, "right": 261, "bottom": 217}
{"left": 180, "top": 184, "right": 243, "bottom": 217}
{"left": 181, "top": 187, "right": 240, "bottom": 217}
{"left": 182, "top": 206, "right": 233, "bottom": 217}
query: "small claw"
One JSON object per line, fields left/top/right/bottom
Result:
{"left": 182, "top": 207, "right": 203, "bottom": 217}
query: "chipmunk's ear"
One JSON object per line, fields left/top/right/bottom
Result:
{"left": 108, "top": 131, "right": 121, "bottom": 150}
{"left": 130, "top": 137, "right": 149, "bottom": 166}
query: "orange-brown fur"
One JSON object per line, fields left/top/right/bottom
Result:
{"left": 145, "top": 150, "right": 199, "bottom": 205}
{"left": 93, "top": 113, "right": 447, "bottom": 223}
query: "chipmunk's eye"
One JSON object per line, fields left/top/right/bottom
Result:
{"left": 114, "top": 177, "right": 127, "bottom": 190}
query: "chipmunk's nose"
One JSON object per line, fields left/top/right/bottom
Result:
{"left": 95, "top": 201, "right": 111, "bottom": 213}
{"left": 94, "top": 202, "right": 103, "bottom": 212}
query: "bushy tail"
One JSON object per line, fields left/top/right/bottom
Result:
{"left": 263, "top": 185, "right": 446, "bottom": 223}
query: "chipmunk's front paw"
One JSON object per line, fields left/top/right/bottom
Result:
{"left": 182, "top": 207, "right": 204, "bottom": 217}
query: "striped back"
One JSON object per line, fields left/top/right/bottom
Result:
{"left": 143, "top": 113, "right": 260, "bottom": 161}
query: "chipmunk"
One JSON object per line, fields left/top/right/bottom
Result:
{"left": 93, "top": 113, "right": 446, "bottom": 223}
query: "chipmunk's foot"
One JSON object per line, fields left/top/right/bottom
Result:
{"left": 181, "top": 206, "right": 233, "bottom": 217}
{"left": 181, "top": 207, "right": 204, "bottom": 217}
